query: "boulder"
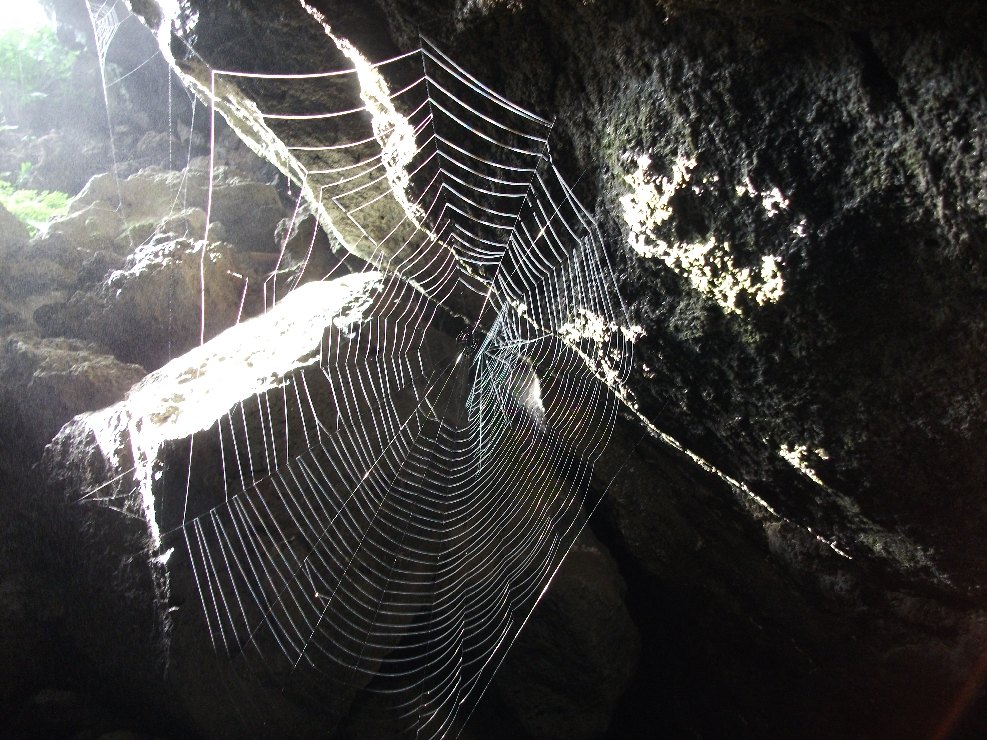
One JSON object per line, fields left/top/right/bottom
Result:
{"left": 0, "top": 202, "right": 29, "bottom": 258}
{"left": 24, "top": 129, "right": 112, "bottom": 196}
{"left": 0, "top": 336, "right": 147, "bottom": 728}
{"left": 0, "top": 166, "right": 292, "bottom": 371}
{"left": 0, "top": 205, "right": 78, "bottom": 329}
{"left": 40, "top": 273, "right": 441, "bottom": 738}
{"left": 38, "top": 238, "right": 243, "bottom": 371}
{"left": 0, "top": 165, "right": 278, "bottom": 342}
{"left": 73, "top": 167, "right": 286, "bottom": 253}
{"left": 43, "top": 203, "right": 128, "bottom": 257}
{"left": 38, "top": 268, "right": 635, "bottom": 738}
{"left": 0, "top": 334, "right": 146, "bottom": 462}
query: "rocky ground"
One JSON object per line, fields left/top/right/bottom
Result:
{"left": 1, "top": 0, "right": 986, "bottom": 738}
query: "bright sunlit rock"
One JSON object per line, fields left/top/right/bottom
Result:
{"left": 81, "top": 273, "right": 384, "bottom": 546}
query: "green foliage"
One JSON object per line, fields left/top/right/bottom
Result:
{"left": 0, "top": 179, "right": 71, "bottom": 235}
{"left": 0, "top": 25, "right": 78, "bottom": 125}
{"left": 17, "top": 161, "right": 33, "bottom": 186}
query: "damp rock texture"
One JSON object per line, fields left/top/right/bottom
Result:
{"left": 4, "top": 0, "right": 986, "bottom": 738}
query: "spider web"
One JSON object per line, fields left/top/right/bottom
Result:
{"left": 84, "top": 0, "right": 183, "bottom": 252}
{"left": 86, "top": 0, "right": 125, "bottom": 65}
{"left": 82, "top": 4, "right": 633, "bottom": 737}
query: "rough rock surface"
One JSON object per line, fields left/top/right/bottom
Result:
{"left": 0, "top": 335, "right": 146, "bottom": 459}
{"left": 490, "top": 529, "right": 639, "bottom": 740}
{"left": 119, "top": 0, "right": 987, "bottom": 737}
{"left": 34, "top": 272, "right": 639, "bottom": 738}
{"left": 0, "top": 546, "right": 58, "bottom": 728}
{"left": 273, "top": 212, "right": 367, "bottom": 289}
{"left": 355, "top": 2, "right": 987, "bottom": 736}
{"left": 366, "top": 0, "right": 987, "bottom": 574}
{"left": 38, "top": 237, "right": 243, "bottom": 370}
{"left": 3, "top": 0, "right": 986, "bottom": 738}
{"left": 0, "top": 336, "right": 148, "bottom": 737}
{"left": 68, "top": 168, "right": 288, "bottom": 254}
{"left": 9, "top": 165, "right": 296, "bottom": 371}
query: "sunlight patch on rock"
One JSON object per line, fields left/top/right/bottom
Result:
{"left": 81, "top": 273, "right": 383, "bottom": 546}
{"left": 620, "top": 153, "right": 784, "bottom": 315}
{"left": 735, "top": 176, "right": 790, "bottom": 217}
{"left": 300, "top": 1, "right": 423, "bottom": 229}
{"left": 778, "top": 442, "right": 829, "bottom": 486}
{"left": 559, "top": 307, "right": 643, "bottom": 402}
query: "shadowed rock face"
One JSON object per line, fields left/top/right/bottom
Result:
{"left": 365, "top": 0, "right": 987, "bottom": 577}
{"left": 371, "top": 2, "right": 987, "bottom": 735}
{"left": 391, "top": 3, "right": 987, "bottom": 734}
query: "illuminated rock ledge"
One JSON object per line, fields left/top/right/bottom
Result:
{"left": 41, "top": 272, "right": 395, "bottom": 737}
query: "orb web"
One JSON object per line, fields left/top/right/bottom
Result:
{"left": 79, "top": 3, "right": 634, "bottom": 737}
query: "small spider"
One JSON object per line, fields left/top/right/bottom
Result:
{"left": 456, "top": 326, "right": 481, "bottom": 358}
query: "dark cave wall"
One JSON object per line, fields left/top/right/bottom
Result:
{"left": 5, "top": 0, "right": 984, "bottom": 738}
{"left": 367, "top": 0, "right": 987, "bottom": 584}
{"left": 347, "top": 0, "right": 987, "bottom": 736}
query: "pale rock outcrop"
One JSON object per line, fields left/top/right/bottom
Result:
{"left": 0, "top": 334, "right": 146, "bottom": 459}
{"left": 41, "top": 274, "right": 395, "bottom": 738}
{"left": 37, "top": 237, "right": 243, "bottom": 370}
